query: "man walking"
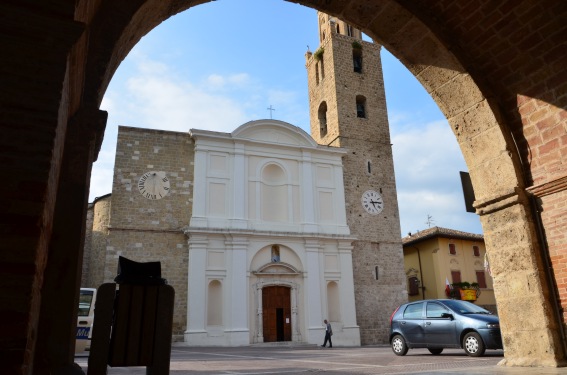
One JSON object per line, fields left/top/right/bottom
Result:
{"left": 321, "top": 319, "right": 332, "bottom": 348}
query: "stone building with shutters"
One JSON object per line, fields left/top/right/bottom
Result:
{"left": 402, "top": 227, "right": 497, "bottom": 313}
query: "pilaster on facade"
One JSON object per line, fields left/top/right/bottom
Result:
{"left": 303, "top": 238, "right": 324, "bottom": 332}
{"left": 224, "top": 235, "right": 249, "bottom": 334}
{"left": 231, "top": 143, "right": 248, "bottom": 229}
{"left": 300, "top": 150, "right": 317, "bottom": 232}
{"left": 189, "top": 148, "right": 208, "bottom": 228}
{"left": 186, "top": 234, "right": 208, "bottom": 337}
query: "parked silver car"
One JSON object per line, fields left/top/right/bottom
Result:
{"left": 389, "top": 299, "right": 502, "bottom": 357}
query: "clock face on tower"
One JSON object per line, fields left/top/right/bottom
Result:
{"left": 138, "top": 171, "right": 170, "bottom": 200}
{"left": 361, "top": 190, "right": 384, "bottom": 215}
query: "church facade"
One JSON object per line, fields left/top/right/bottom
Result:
{"left": 82, "top": 12, "right": 407, "bottom": 346}
{"left": 186, "top": 121, "right": 360, "bottom": 346}
{"left": 84, "top": 120, "right": 361, "bottom": 346}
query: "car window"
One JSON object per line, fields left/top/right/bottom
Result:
{"left": 403, "top": 302, "right": 423, "bottom": 319}
{"left": 426, "top": 302, "right": 450, "bottom": 318}
{"left": 442, "top": 299, "right": 491, "bottom": 314}
{"left": 78, "top": 290, "right": 94, "bottom": 317}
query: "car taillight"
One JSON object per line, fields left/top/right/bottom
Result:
{"left": 390, "top": 306, "right": 400, "bottom": 326}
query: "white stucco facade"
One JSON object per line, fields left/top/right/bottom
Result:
{"left": 183, "top": 120, "right": 360, "bottom": 346}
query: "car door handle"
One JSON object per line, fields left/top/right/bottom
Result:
{"left": 425, "top": 322, "right": 431, "bottom": 325}
{"left": 400, "top": 321, "right": 406, "bottom": 325}
{"left": 78, "top": 321, "right": 88, "bottom": 325}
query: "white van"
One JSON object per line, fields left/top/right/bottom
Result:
{"left": 75, "top": 287, "right": 96, "bottom": 355}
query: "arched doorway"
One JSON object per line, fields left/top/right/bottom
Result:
{"left": 262, "top": 286, "right": 292, "bottom": 342}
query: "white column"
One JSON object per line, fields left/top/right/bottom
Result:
{"left": 190, "top": 147, "right": 208, "bottom": 227}
{"left": 337, "top": 240, "right": 361, "bottom": 346}
{"left": 231, "top": 143, "right": 247, "bottom": 229}
{"left": 256, "top": 284, "right": 264, "bottom": 343}
{"left": 225, "top": 235, "right": 249, "bottom": 344}
{"left": 334, "top": 164, "right": 350, "bottom": 235}
{"left": 185, "top": 234, "right": 208, "bottom": 342}
{"left": 305, "top": 239, "right": 323, "bottom": 343}
{"left": 338, "top": 241, "right": 358, "bottom": 327}
{"left": 301, "top": 151, "right": 317, "bottom": 232}
{"left": 291, "top": 285, "right": 302, "bottom": 342}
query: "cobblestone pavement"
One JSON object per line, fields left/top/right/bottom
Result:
{"left": 75, "top": 345, "right": 567, "bottom": 374}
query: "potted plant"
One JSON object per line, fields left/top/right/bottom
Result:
{"left": 448, "top": 282, "right": 480, "bottom": 301}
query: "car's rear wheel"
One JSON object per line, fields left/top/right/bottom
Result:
{"left": 463, "top": 332, "right": 485, "bottom": 357}
{"left": 391, "top": 334, "right": 408, "bottom": 356}
{"left": 428, "top": 348, "right": 443, "bottom": 355}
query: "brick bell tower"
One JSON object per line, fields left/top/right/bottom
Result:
{"left": 305, "top": 12, "right": 407, "bottom": 344}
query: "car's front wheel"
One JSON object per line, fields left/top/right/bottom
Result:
{"left": 428, "top": 348, "right": 443, "bottom": 355}
{"left": 391, "top": 334, "right": 409, "bottom": 356}
{"left": 463, "top": 332, "right": 485, "bottom": 357}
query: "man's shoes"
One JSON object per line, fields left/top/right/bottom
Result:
{"left": 320, "top": 345, "right": 325, "bottom": 347}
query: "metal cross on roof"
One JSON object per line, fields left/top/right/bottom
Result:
{"left": 267, "top": 105, "right": 276, "bottom": 119}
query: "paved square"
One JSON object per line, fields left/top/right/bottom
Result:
{"left": 75, "top": 344, "right": 567, "bottom": 374}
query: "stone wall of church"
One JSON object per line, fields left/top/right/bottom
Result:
{"left": 104, "top": 126, "right": 194, "bottom": 340}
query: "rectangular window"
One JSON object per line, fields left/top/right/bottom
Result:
{"left": 451, "top": 270, "right": 461, "bottom": 284}
{"left": 403, "top": 302, "right": 423, "bottom": 319}
{"left": 476, "top": 271, "right": 487, "bottom": 288}
{"left": 473, "top": 245, "right": 480, "bottom": 257}
{"left": 426, "top": 302, "right": 449, "bottom": 318}
{"left": 449, "top": 243, "right": 456, "bottom": 255}
{"left": 356, "top": 103, "right": 365, "bottom": 118}
{"left": 408, "top": 276, "right": 419, "bottom": 296}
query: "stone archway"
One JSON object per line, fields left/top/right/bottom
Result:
{"left": 2, "top": 1, "right": 566, "bottom": 372}
{"left": 79, "top": 1, "right": 563, "bottom": 365}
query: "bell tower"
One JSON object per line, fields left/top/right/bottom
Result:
{"left": 305, "top": 12, "right": 407, "bottom": 344}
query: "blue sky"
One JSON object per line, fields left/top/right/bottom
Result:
{"left": 92, "top": 0, "right": 482, "bottom": 236}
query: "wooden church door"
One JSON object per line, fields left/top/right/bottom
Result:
{"left": 262, "top": 286, "right": 291, "bottom": 342}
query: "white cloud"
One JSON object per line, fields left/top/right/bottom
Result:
{"left": 390, "top": 114, "right": 482, "bottom": 235}
{"left": 207, "top": 74, "right": 225, "bottom": 87}
{"left": 89, "top": 54, "right": 301, "bottom": 201}
{"left": 126, "top": 75, "right": 247, "bottom": 132}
